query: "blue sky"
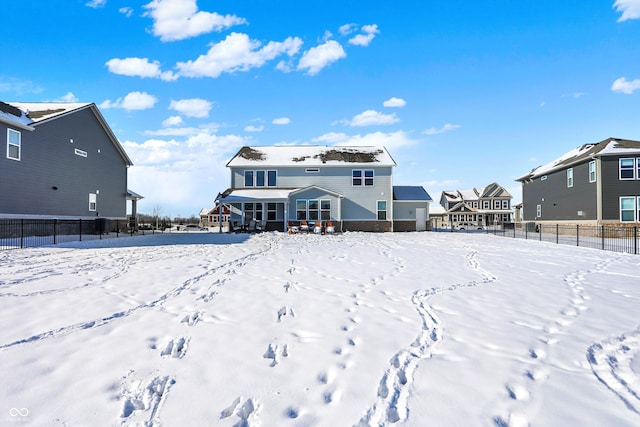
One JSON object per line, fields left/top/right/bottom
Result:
{"left": 3, "top": 0, "right": 640, "bottom": 218}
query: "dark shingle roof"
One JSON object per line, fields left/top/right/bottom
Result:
{"left": 393, "top": 186, "right": 432, "bottom": 201}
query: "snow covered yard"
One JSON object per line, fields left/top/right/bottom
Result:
{"left": 1, "top": 231, "right": 639, "bottom": 427}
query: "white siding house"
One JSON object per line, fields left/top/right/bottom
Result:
{"left": 216, "top": 145, "right": 402, "bottom": 232}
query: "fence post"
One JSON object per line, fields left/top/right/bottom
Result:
{"left": 635, "top": 226, "right": 638, "bottom": 255}
{"left": 576, "top": 224, "right": 579, "bottom": 247}
{"left": 556, "top": 224, "right": 559, "bottom": 244}
{"left": 54, "top": 219, "right": 57, "bottom": 245}
{"left": 79, "top": 219, "right": 82, "bottom": 241}
{"left": 601, "top": 225, "right": 605, "bottom": 250}
{"left": 116, "top": 220, "right": 120, "bottom": 238}
{"left": 525, "top": 224, "right": 528, "bottom": 240}
{"left": 20, "top": 218, "right": 24, "bottom": 248}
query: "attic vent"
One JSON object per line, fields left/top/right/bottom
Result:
{"left": 75, "top": 148, "right": 87, "bottom": 157}
{"left": 541, "top": 175, "right": 547, "bottom": 181}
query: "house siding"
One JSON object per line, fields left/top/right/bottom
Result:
{"left": 0, "top": 108, "right": 128, "bottom": 218}
{"left": 601, "top": 156, "right": 640, "bottom": 221}
{"left": 231, "top": 165, "right": 393, "bottom": 220}
{"left": 521, "top": 161, "right": 597, "bottom": 221}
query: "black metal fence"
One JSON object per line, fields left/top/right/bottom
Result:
{"left": 438, "top": 223, "right": 639, "bottom": 255}
{"left": 0, "top": 218, "right": 156, "bottom": 250}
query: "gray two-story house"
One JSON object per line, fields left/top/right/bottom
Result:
{"left": 516, "top": 137, "right": 640, "bottom": 225}
{"left": 1, "top": 101, "right": 135, "bottom": 220}
{"left": 216, "top": 145, "right": 431, "bottom": 232}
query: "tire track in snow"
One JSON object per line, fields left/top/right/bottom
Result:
{"left": 357, "top": 247, "right": 496, "bottom": 426}
{"left": 0, "top": 238, "right": 277, "bottom": 350}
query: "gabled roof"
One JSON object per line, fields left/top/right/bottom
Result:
{"left": 517, "top": 137, "right": 640, "bottom": 181}
{"left": 0, "top": 101, "right": 35, "bottom": 130}
{"left": 289, "top": 185, "right": 344, "bottom": 198}
{"left": 447, "top": 201, "right": 477, "bottom": 213}
{"left": 3, "top": 101, "right": 133, "bottom": 166}
{"left": 480, "top": 182, "right": 511, "bottom": 198}
{"left": 226, "top": 145, "right": 397, "bottom": 167}
{"left": 393, "top": 186, "right": 432, "bottom": 202}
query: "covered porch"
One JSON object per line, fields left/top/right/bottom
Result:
{"left": 215, "top": 189, "right": 294, "bottom": 232}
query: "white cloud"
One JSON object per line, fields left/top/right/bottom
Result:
{"left": 169, "top": 98, "right": 212, "bottom": 118}
{"left": 55, "top": 92, "right": 79, "bottom": 102}
{"left": 144, "top": 127, "right": 203, "bottom": 137}
{"left": 244, "top": 125, "right": 264, "bottom": 132}
{"left": 348, "top": 24, "right": 380, "bottom": 47}
{"left": 611, "top": 77, "right": 640, "bottom": 94}
{"left": 561, "top": 92, "right": 587, "bottom": 99}
{"left": 383, "top": 97, "right": 406, "bottom": 108}
{"left": 343, "top": 110, "right": 400, "bottom": 127}
{"left": 105, "top": 57, "right": 177, "bottom": 81}
{"left": 339, "top": 23, "right": 357, "bottom": 36}
{"left": 297, "top": 40, "right": 346, "bottom": 75}
{"left": 100, "top": 91, "right": 158, "bottom": 111}
{"left": 142, "top": 0, "right": 246, "bottom": 42}
{"left": 0, "top": 77, "right": 44, "bottom": 95}
{"left": 86, "top": 0, "right": 106, "bottom": 8}
{"left": 177, "top": 33, "right": 303, "bottom": 78}
{"left": 423, "top": 123, "right": 461, "bottom": 135}
{"left": 123, "top": 130, "right": 250, "bottom": 215}
{"left": 313, "top": 130, "right": 418, "bottom": 152}
{"left": 272, "top": 117, "right": 291, "bottom": 125}
{"left": 162, "top": 116, "right": 183, "bottom": 127}
{"left": 613, "top": 0, "right": 640, "bottom": 22}
{"left": 119, "top": 7, "right": 134, "bottom": 18}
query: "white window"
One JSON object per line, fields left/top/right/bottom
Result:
{"left": 536, "top": 204, "right": 542, "bottom": 217}
{"left": 244, "top": 170, "right": 254, "bottom": 187}
{"left": 7, "top": 129, "right": 21, "bottom": 160}
{"left": 483, "top": 200, "right": 490, "bottom": 209}
{"left": 567, "top": 168, "right": 573, "bottom": 188}
{"left": 377, "top": 200, "right": 387, "bottom": 220}
{"left": 320, "top": 200, "right": 331, "bottom": 220}
{"left": 256, "top": 170, "right": 266, "bottom": 187}
{"left": 588, "top": 160, "right": 596, "bottom": 183}
{"left": 352, "top": 169, "right": 374, "bottom": 186}
{"left": 296, "top": 199, "right": 307, "bottom": 220}
{"left": 620, "top": 196, "right": 636, "bottom": 222}
{"left": 493, "top": 200, "right": 500, "bottom": 209}
{"left": 267, "top": 170, "right": 277, "bottom": 187}
{"left": 267, "top": 203, "right": 277, "bottom": 221}
{"left": 502, "top": 200, "right": 509, "bottom": 209}
{"left": 619, "top": 158, "right": 636, "bottom": 180}
{"left": 89, "top": 193, "right": 97, "bottom": 211}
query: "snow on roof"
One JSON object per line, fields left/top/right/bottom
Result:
{"left": 218, "top": 188, "right": 299, "bottom": 201}
{"left": 6, "top": 102, "right": 91, "bottom": 123}
{"left": 518, "top": 138, "right": 640, "bottom": 181}
{"left": 226, "top": 146, "right": 397, "bottom": 167}
{"left": 393, "top": 186, "right": 432, "bottom": 201}
{"left": 0, "top": 101, "right": 34, "bottom": 129}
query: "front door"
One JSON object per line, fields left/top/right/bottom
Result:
{"left": 416, "top": 208, "right": 426, "bottom": 231}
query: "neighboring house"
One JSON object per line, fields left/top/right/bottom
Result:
{"left": 438, "top": 183, "right": 513, "bottom": 228}
{"left": 216, "top": 145, "right": 431, "bottom": 232}
{"left": 199, "top": 205, "right": 230, "bottom": 228}
{"left": 516, "top": 137, "right": 640, "bottom": 225}
{"left": 0, "top": 101, "right": 136, "bottom": 220}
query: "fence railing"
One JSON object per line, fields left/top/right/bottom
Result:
{"left": 0, "top": 218, "right": 155, "bottom": 250}
{"left": 436, "top": 223, "right": 639, "bottom": 255}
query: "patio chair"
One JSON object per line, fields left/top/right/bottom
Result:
{"left": 313, "top": 221, "right": 323, "bottom": 234}
{"left": 288, "top": 221, "right": 299, "bottom": 234}
{"left": 300, "top": 221, "right": 309, "bottom": 233}
{"left": 325, "top": 220, "right": 335, "bottom": 234}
